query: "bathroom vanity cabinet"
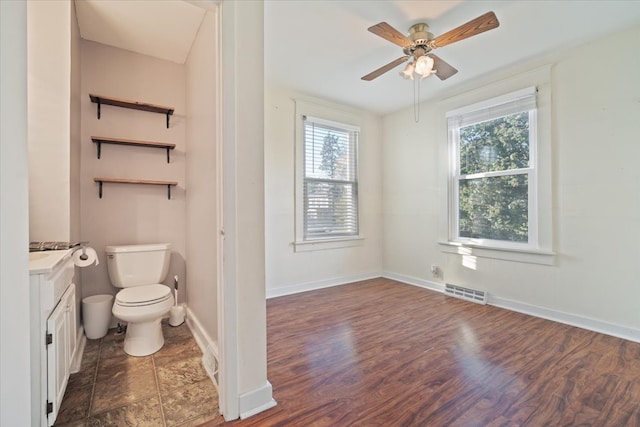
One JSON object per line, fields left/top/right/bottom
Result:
{"left": 29, "top": 250, "right": 78, "bottom": 426}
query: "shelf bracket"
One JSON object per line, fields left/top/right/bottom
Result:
{"left": 166, "top": 147, "right": 170, "bottom": 163}
{"left": 98, "top": 181, "right": 103, "bottom": 199}
{"left": 166, "top": 112, "right": 170, "bottom": 128}
{"left": 96, "top": 100, "right": 101, "bottom": 120}
{"left": 167, "top": 184, "right": 172, "bottom": 200}
{"left": 96, "top": 141, "right": 102, "bottom": 159}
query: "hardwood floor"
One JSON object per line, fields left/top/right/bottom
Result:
{"left": 210, "top": 278, "right": 640, "bottom": 426}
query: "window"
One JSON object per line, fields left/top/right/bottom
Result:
{"left": 302, "top": 115, "right": 359, "bottom": 240}
{"left": 447, "top": 87, "right": 538, "bottom": 250}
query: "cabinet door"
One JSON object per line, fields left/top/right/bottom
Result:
{"left": 46, "top": 299, "right": 69, "bottom": 426}
{"left": 65, "top": 284, "right": 77, "bottom": 365}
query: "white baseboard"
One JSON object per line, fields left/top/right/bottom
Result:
{"left": 382, "top": 270, "right": 639, "bottom": 344}
{"left": 266, "top": 271, "right": 382, "bottom": 299}
{"left": 185, "top": 306, "right": 220, "bottom": 388}
{"left": 186, "top": 308, "right": 278, "bottom": 419}
{"left": 489, "top": 295, "right": 640, "bottom": 343}
{"left": 270, "top": 270, "right": 638, "bottom": 343}
{"left": 69, "top": 326, "right": 86, "bottom": 374}
{"left": 239, "top": 381, "right": 277, "bottom": 419}
{"left": 382, "top": 271, "right": 444, "bottom": 293}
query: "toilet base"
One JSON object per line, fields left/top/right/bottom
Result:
{"left": 123, "top": 317, "right": 164, "bottom": 356}
{"left": 112, "top": 289, "right": 174, "bottom": 357}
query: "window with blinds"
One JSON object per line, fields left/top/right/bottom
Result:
{"left": 303, "top": 115, "right": 359, "bottom": 239}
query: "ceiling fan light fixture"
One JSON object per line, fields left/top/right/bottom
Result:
{"left": 414, "top": 55, "right": 436, "bottom": 78}
{"left": 363, "top": 12, "right": 500, "bottom": 122}
{"left": 400, "top": 61, "right": 415, "bottom": 80}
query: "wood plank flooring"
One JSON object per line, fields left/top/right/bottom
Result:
{"left": 212, "top": 278, "right": 640, "bottom": 426}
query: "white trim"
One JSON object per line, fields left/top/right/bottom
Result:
{"left": 267, "top": 274, "right": 639, "bottom": 343}
{"left": 186, "top": 306, "right": 219, "bottom": 388}
{"left": 304, "top": 115, "right": 360, "bottom": 133}
{"left": 448, "top": 89, "right": 538, "bottom": 249}
{"left": 381, "top": 273, "right": 639, "bottom": 344}
{"left": 295, "top": 100, "right": 361, "bottom": 130}
{"left": 382, "top": 271, "right": 444, "bottom": 293}
{"left": 266, "top": 272, "right": 382, "bottom": 299}
{"left": 220, "top": 0, "right": 239, "bottom": 420}
{"left": 239, "top": 381, "right": 277, "bottom": 419}
{"left": 438, "top": 241, "right": 555, "bottom": 265}
{"left": 489, "top": 295, "right": 640, "bottom": 344}
{"left": 441, "top": 66, "right": 553, "bottom": 261}
{"left": 293, "top": 235, "right": 364, "bottom": 252}
{"left": 69, "top": 326, "right": 85, "bottom": 374}
{"left": 213, "top": 0, "right": 226, "bottom": 411}
{"left": 446, "top": 86, "right": 537, "bottom": 118}
{"left": 294, "top": 99, "right": 362, "bottom": 245}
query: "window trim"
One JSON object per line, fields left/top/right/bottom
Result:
{"left": 302, "top": 115, "right": 359, "bottom": 240}
{"left": 438, "top": 66, "right": 554, "bottom": 265}
{"left": 448, "top": 89, "right": 538, "bottom": 251}
{"left": 294, "top": 100, "right": 363, "bottom": 252}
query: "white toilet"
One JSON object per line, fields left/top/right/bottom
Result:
{"left": 106, "top": 243, "right": 174, "bottom": 356}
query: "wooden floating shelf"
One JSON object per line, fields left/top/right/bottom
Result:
{"left": 91, "top": 136, "right": 176, "bottom": 163}
{"left": 94, "top": 178, "right": 178, "bottom": 200}
{"left": 89, "top": 94, "right": 175, "bottom": 128}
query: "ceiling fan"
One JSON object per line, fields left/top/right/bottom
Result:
{"left": 361, "top": 11, "right": 500, "bottom": 81}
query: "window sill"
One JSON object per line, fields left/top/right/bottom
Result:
{"left": 294, "top": 236, "right": 364, "bottom": 252}
{"left": 438, "top": 241, "right": 555, "bottom": 265}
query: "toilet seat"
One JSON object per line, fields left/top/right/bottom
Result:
{"left": 116, "top": 284, "right": 171, "bottom": 307}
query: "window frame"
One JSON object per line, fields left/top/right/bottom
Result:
{"left": 438, "top": 69, "right": 555, "bottom": 265}
{"left": 448, "top": 87, "right": 538, "bottom": 251}
{"left": 302, "top": 115, "right": 360, "bottom": 240}
{"left": 294, "top": 100, "right": 363, "bottom": 252}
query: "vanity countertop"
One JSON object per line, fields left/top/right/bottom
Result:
{"left": 29, "top": 249, "right": 73, "bottom": 275}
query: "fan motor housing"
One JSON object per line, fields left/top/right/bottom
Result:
{"left": 404, "top": 23, "right": 434, "bottom": 55}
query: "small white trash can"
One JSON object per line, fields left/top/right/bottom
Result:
{"left": 82, "top": 294, "right": 114, "bottom": 339}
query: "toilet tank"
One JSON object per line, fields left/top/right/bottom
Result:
{"left": 105, "top": 243, "right": 171, "bottom": 288}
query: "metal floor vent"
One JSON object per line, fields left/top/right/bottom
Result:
{"left": 444, "top": 283, "right": 487, "bottom": 305}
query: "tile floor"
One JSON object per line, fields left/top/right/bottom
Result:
{"left": 54, "top": 321, "right": 224, "bottom": 427}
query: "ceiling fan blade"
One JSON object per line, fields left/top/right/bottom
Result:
{"left": 361, "top": 56, "right": 410, "bottom": 81}
{"left": 429, "top": 11, "right": 499, "bottom": 49}
{"left": 368, "top": 22, "right": 413, "bottom": 48}
{"left": 427, "top": 54, "right": 458, "bottom": 80}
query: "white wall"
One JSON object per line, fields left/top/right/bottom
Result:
{"left": 265, "top": 87, "right": 383, "bottom": 296}
{"left": 383, "top": 25, "right": 640, "bottom": 336}
{"left": 186, "top": 9, "right": 220, "bottom": 346}
{"left": 221, "top": 0, "right": 273, "bottom": 419}
{"left": 382, "top": 97, "right": 441, "bottom": 282}
{"left": 27, "top": 0, "right": 72, "bottom": 242}
{"left": 0, "top": 1, "right": 31, "bottom": 424}
{"left": 79, "top": 41, "right": 187, "bottom": 304}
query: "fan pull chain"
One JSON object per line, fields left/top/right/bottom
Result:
{"left": 413, "top": 77, "right": 421, "bottom": 123}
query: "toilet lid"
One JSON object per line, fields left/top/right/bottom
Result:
{"left": 116, "top": 284, "right": 171, "bottom": 306}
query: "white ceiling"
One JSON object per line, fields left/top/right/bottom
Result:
{"left": 75, "top": 0, "right": 640, "bottom": 115}
{"left": 75, "top": 0, "right": 207, "bottom": 64}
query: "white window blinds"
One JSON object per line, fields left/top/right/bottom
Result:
{"left": 447, "top": 86, "right": 537, "bottom": 129}
{"left": 303, "top": 115, "right": 359, "bottom": 239}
